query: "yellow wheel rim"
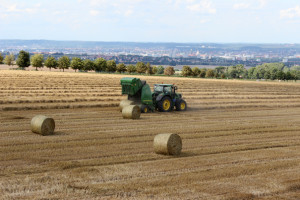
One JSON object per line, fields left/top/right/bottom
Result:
{"left": 144, "top": 107, "right": 148, "bottom": 113}
{"left": 180, "top": 102, "right": 186, "bottom": 110}
{"left": 163, "top": 99, "right": 171, "bottom": 110}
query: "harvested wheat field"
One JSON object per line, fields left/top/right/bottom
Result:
{"left": 1, "top": 70, "right": 300, "bottom": 200}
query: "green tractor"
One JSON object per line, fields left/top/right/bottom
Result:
{"left": 120, "top": 77, "right": 187, "bottom": 113}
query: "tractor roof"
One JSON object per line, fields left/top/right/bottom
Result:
{"left": 154, "top": 84, "right": 174, "bottom": 86}
{"left": 120, "top": 77, "right": 140, "bottom": 83}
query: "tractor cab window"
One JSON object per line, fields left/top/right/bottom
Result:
{"left": 154, "top": 85, "right": 163, "bottom": 92}
{"left": 164, "top": 86, "right": 171, "bottom": 93}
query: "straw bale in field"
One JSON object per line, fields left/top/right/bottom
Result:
{"left": 122, "top": 105, "right": 141, "bottom": 119}
{"left": 119, "top": 99, "right": 135, "bottom": 112}
{"left": 154, "top": 133, "right": 182, "bottom": 156}
{"left": 31, "top": 115, "right": 55, "bottom": 135}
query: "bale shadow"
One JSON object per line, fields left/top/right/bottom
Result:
{"left": 11, "top": 116, "right": 27, "bottom": 120}
{"left": 2, "top": 114, "right": 28, "bottom": 120}
{"left": 48, "top": 131, "right": 69, "bottom": 136}
{"left": 179, "top": 151, "right": 199, "bottom": 157}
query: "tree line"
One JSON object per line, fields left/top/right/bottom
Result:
{"left": 0, "top": 50, "right": 175, "bottom": 75}
{"left": 181, "top": 63, "right": 300, "bottom": 81}
{"left": 1, "top": 50, "right": 300, "bottom": 80}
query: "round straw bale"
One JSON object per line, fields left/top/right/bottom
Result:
{"left": 31, "top": 115, "right": 55, "bottom": 135}
{"left": 153, "top": 133, "right": 182, "bottom": 156}
{"left": 119, "top": 100, "right": 135, "bottom": 112}
{"left": 136, "top": 103, "right": 142, "bottom": 109}
{"left": 122, "top": 105, "right": 141, "bottom": 119}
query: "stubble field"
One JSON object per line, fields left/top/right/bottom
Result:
{"left": 0, "top": 70, "right": 300, "bottom": 199}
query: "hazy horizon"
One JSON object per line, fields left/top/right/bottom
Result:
{"left": 1, "top": 39, "right": 300, "bottom": 45}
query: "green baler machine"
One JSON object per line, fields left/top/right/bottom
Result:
{"left": 120, "top": 77, "right": 187, "bottom": 113}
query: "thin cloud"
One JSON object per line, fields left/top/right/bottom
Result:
{"left": 186, "top": 0, "right": 216, "bottom": 14}
{"left": 233, "top": 0, "right": 268, "bottom": 10}
{"left": 2, "top": 3, "right": 40, "bottom": 14}
{"left": 6, "top": 4, "right": 20, "bottom": 12}
{"left": 280, "top": 6, "right": 300, "bottom": 19}
{"left": 90, "top": 10, "right": 99, "bottom": 16}
{"left": 124, "top": 9, "right": 133, "bottom": 17}
{"left": 90, "top": 0, "right": 107, "bottom": 6}
{"left": 258, "top": 0, "right": 268, "bottom": 9}
{"left": 233, "top": 3, "right": 250, "bottom": 10}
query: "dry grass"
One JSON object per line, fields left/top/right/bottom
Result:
{"left": 0, "top": 70, "right": 300, "bottom": 199}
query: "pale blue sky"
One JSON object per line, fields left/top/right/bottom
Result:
{"left": 0, "top": 0, "right": 300, "bottom": 43}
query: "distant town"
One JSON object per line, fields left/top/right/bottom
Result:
{"left": 1, "top": 40, "right": 300, "bottom": 68}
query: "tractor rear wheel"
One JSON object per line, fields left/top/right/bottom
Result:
{"left": 158, "top": 96, "right": 172, "bottom": 112}
{"left": 175, "top": 99, "right": 187, "bottom": 111}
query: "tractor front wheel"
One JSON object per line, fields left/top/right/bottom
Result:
{"left": 158, "top": 96, "right": 172, "bottom": 112}
{"left": 141, "top": 105, "right": 150, "bottom": 113}
{"left": 175, "top": 99, "right": 187, "bottom": 111}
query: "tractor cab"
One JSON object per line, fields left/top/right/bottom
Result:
{"left": 154, "top": 84, "right": 174, "bottom": 94}
{"left": 152, "top": 84, "right": 185, "bottom": 112}
{"left": 153, "top": 84, "right": 180, "bottom": 98}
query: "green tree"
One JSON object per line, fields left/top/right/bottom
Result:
{"left": 283, "top": 66, "right": 290, "bottom": 73}
{"left": 94, "top": 58, "right": 107, "bottom": 72}
{"left": 44, "top": 56, "right": 58, "bottom": 71}
{"left": 4, "top": 54, "right": 15, "bottom": 66}
{"left": 58, "top": 56, "right": 70, "bottom": 72}
{"left": 255, "top": 65, "right": 266, "bottom": 79}
{"left": 70, "top": 57, "right": 83, "bottom": 72}
{"left": 83, "top": 59, "right": 95, "bottom": 71}
{"left": 181, "top": 66, "right": 193, "bottom": 77}
{"left": 214, "top": 66, "right": 225, "bottom": 77}
{"left": 0, "top": 53, "right": 3, "bottom": 64}
{"left": 156, "top": 65, "right": 164, "bottom": 74}
{"left": 226, "top": 65, "right": 246, "bottom": 79}
{"left": 236, "top": 64, "right": 246, "bottom": 78}
{"left": 253, "top": 63, "right": 285, "bottom": 80}
{"left": 268, "top": 67, "right": 278, "bottom": 80}
{"left": 31, "top": 54, "right": 44, "bottom": 70}
{"left": 146, "top": 62, "right": 153, "bottom": 75}
{"left": 192, "top": 67, "right": 200, "bottom": 77}
{"left": 286, "top": 71, "right": 292, "bottom": 80}
{"left": 205, "top": 69, "right": 215, "bottom": 78}
{"left": 199, "top": 68, "right": 206, "bottom": 78}
{"left": 252, "top": 67, "right": 260, "bottom": 79}
{"left": 16, "top": 50, "right": 30, "bottom": 69}
{"left": 164, "top": 66, "right": 175, "bottom": 76}
{"left": 136, "top": 62, "right": 147, "bottom": 74}
{"left": 152, "top": 66, "right": 158, "bottom": 74}
{"left": 226, "top": 66, "right": 238, "bottom": 78}
{"left": 106, "top": 60, "right": 116, "bottom": 72}
{"left": 116, "top": 63, "right": 127, "bottom": 73}
{"left": 290, "top": 70, "right": 300, "bottom": 81}
{"left": 276, "top": 71, "right": 286, "bottom": 80}
{"left": 127, "top": 64, "right": 136, "bottom": 74}
{"left": 247, "top": 67, "right": 256, "bottom": 79}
